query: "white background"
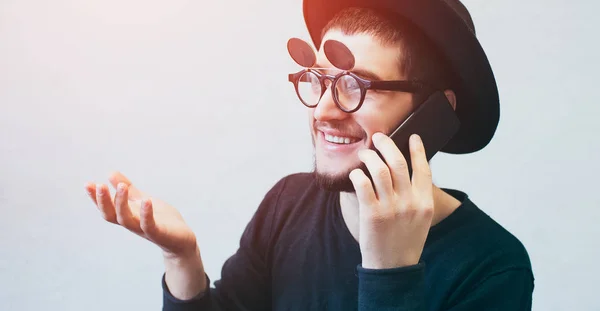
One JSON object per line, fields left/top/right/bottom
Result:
{"left": 1, "top": 0, "right": 598, "bottom": 310}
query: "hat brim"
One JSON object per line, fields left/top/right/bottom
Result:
{"left": 303, "top": 0, "right": 500, "bottom": 154}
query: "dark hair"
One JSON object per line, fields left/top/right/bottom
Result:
{"left": 321, "top": 7, "right": 454, "bottom": 104}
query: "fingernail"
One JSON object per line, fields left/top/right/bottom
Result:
{"left": 357, "top": 149, "right": 365, "bottom": 159}
{"left": 411, "top": 134, "right": 421, "bottom": 145}
{"left": 117, "top": 182, "right": 125, "bottom": 192}
{"left": 96, "top": 184, "right": 103, "bottom": 195}
{"left": 372, "top": 132, "right": 383, "bottom": 142}
{"left": 142, "top": 199, "right": 151, "bottom": 211}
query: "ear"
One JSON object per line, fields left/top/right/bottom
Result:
{"left": 443, "top": 90, "right": 457, "bottom": 111}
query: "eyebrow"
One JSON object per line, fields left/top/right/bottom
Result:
{"left": 313, "top": 63, "right": 383, "bottom": 81}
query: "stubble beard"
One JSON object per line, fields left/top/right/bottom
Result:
{"left": 312, "top": 153, "right": 374, "bottom": 193}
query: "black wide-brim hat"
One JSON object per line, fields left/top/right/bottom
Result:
{"left": 303, "top": 0, "right": 500, "bottom": 154}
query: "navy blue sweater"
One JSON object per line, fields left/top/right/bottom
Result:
{"left": 163, "top": 172, "right": 534, "bottom": 310}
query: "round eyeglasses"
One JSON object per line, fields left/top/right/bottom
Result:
{"left": 288, "top": 68, "right": 436, "bottom": 113}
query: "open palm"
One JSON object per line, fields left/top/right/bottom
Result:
{"left": 85, "top": 171, "right": 197, "bottom": 257}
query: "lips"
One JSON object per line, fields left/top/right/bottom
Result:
{"left": 323, "top": 133, "right": 361, "bottom": 144}
{"left": 316, "top": 130, "right": 364, "bottom": 156}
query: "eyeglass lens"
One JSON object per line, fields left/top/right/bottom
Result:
{"left": 296, "top": 72, "right": 363, "bottom": 111}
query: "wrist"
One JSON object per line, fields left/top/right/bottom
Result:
{"left": 163, "top": 245, "right": 207, "bottom": 300}
{"left": 162, "top": 244, "right": 200, "bottom": 264}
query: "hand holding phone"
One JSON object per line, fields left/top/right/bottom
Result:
{"left": 350, "top": 91, "right": 461, "bottom": 269}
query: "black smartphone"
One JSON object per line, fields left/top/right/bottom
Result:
{"left": 376, "top": 91, "right": 461, "bottom": 177}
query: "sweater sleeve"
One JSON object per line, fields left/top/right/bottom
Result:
{"left": 162, "top": 176, "right": 288, "bottom": 311}
{"left": 357, "top": 264, "right": 533, "bottom": 311}
{"left": 357, "top": 263, "right": 426, "bottom": 311}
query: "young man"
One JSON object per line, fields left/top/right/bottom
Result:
{"left": 86, "top": 0, "right": 534, "bottom": 310}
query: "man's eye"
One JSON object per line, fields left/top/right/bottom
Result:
{"left": 338, "top": 77, "right": 360, "bottom": 93}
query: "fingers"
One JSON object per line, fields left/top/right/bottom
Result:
{"left": 140, "top": 199, "right": 158, "bottom": 238}
{"left": 85, "top": 182, "right": 98, "bottom": 205}
{"left": 409, "top": 134, "right": 433, "bottom": 197}
{"left": 357, "top": 149, "right": 394, "bottom": 201}
{"left": 109, "top": 171, "right": 143, "bottom": 200}
{"left": 372, "top": 132, "right": 411, "bottom": 194}
{"left": 85, "top": 176, "right": 144, "bottom": 233}
{"left": 114, "top": 183, "right": 142, "bottom": 233}
{"left": 349, "top": 169, "right": 377, "bottom": 205}
{"left": 91, "top": 183, "right": 117, "bottom": 224}
{"left": 109, "top": 171, "right": 132, "bottom": 187}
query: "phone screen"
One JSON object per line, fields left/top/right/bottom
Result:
{"left": 376, "top": 91, "right": 461, "bottom": 177}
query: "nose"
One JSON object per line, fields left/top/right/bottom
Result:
{"left": 313, "top": 86, "right": 348, "bottom": 121}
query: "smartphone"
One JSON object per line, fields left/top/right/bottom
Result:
{"left": 376, "top": 91, "right": 461, "bottom": 177}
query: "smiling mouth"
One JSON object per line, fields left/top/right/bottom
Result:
{"left": 322, "top": 132, "right": 362, "bottom": 145}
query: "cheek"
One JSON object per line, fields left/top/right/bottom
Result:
{"left": 361, "top": 94, "right": 414, "bottom": 134}
{"left": 353, "top": 106, "right": 387, "bottom": 139}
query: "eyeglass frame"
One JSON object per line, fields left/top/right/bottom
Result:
{"left": 288, "top": 68, "right": 437, "bottom": 113}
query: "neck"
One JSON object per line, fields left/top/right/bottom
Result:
{"left": 339, "top": 185, "right": 461, "bottom": 242}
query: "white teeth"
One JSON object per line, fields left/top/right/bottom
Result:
{"left": 325, "top": 134, "right": 355, "bottom": 144}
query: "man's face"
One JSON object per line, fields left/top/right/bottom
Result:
{"left": 309, "top": 30, "right": 417, "bottom": 192}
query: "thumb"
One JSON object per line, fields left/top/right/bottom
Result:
{"left": 108, "top": 171, "right": 144, "bottom": 199}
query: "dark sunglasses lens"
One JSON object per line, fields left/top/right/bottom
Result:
{"left": 297, "top": 71, "right": 322, "bottom": 107}
{"left": 334, "top": 75, "right": 362, "bottom": 111}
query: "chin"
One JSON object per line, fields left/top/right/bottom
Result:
{"left": 313, "top": 170, "right": 356, "bottom": 192}
{"left": 312, "top": 157, "right": 371, "bottom": 193}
